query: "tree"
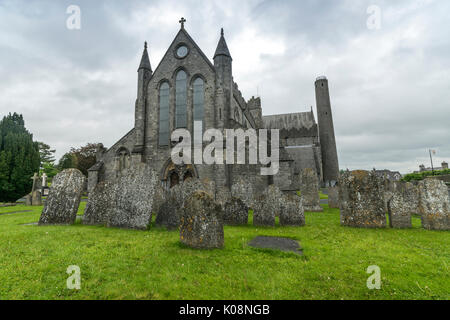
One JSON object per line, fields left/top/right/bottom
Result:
{"left": 38, "top": 141, "right": 56, "bottom": 164}
{"left": 40, "top": 162, "right": 59, "bottom": 180}
{"left": 0, "top": 113, "right": 40, "bottom": 202}
{"left": 57, "top": 143, "right": 101, "bottom": 176}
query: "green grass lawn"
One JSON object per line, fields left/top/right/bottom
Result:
{"left": 0, "top": 202, "right": 448, "bottom": 300}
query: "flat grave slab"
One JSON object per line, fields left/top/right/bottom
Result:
{"left": 248, "top": 236, "right": 303, "bottom": 255}
{"left": 0, "top": 210, "right": 32, "bottom": 216}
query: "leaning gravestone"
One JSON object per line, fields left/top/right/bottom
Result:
{"left": 180, "top": 191, "right": 224, "bottom": 249}
{"left": 107, "top": 163, "right": 158, "bottom": 230}
{"left": 300, "top": 168, "right": 323, "bottom": 212}
{"left": 328, "top": 186, "right": 340, "bottom": 209}
{"left": 279, "top": 194, "right": 305, "bottom": 227}
{"left": 83, "top": 181, "right": 115, "bottom": 226}
{"left": 387, "top": 181, "right": 419, "bottom": 228}
{"left": 418, "top": 179, "right": 450, "bottom": 230}
{"left": 253, "top": 185, "right": 283, "bottom": 227}
{"left": 339, "top": 170, "right": 386, "bottom": 228}
{"left": 38, "top": 169, "right": 86, "bottom": 225}
{"left": 231, "top": 178, "right": 255, "bottom": 209}
{"left": 223, "top": 197, "right": 249, "bottom": 225}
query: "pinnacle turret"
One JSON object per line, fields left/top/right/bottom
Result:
{"left": 214, "top": 28, "right": 232, "bottom": 60}
{"left": 138, "top": 41, "right": 152, "bottom": 72}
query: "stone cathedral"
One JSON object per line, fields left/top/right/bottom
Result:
{"left": 87, "top": 19, "right": 339, "bottom": 195}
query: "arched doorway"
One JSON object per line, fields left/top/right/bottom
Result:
{"left": 161, "top": 159, "right": 198, "bottom": 189}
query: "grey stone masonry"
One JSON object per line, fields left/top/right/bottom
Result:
{"left": 180, "top": 191, "right": 224, "bottom": 249}
{"left": 279, "top": 194, "right": 305, "bottom": 226}
{"left": 418, "top": 179, "right": 450, "bottom": 230}
{"left": 327, "top": 186, "right": 339, "bottom": 209}
{"left": 387, "top": 181, "right": 419, "bottom": 228}
{"left": 300, "top": 168, "right": 323, "bottom": 212}
{"left": 223, "top": 197, "right": 249, "bottom": 225}
{"left": 339, "top": 170, "right": 386, "bottom": 228}
{"left": 39, "top": 169, "right": 86, "bottom": 225}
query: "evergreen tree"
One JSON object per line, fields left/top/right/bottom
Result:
{"left": 38, "top": 141, "right": 56, "bottom": 164}
{"left": 0, "top": 113, "right": 40, "bottom": 202}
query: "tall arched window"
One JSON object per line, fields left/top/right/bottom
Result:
{"left": 159, "top": 82, "right": 170, "bottom": 146}
{"left": 193, "top": 77, "right": 204, "bottom": 123}
{"left": 175, "top": 70, "right": 187, "bottom": 128}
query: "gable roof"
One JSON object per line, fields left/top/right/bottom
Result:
{"left": 151, "top": 27, "right": 215, "bottom": 77}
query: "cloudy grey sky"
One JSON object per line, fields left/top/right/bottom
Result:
{"left": 0, "top": 0, "right": 449, "bottom": 173}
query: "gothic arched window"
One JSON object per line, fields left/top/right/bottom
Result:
{"left": 159, "top": 82, "right": 170, "bottom": 146}
{"left": 175, "top": 70, "right": 187, "bottom": 128}
{"left": 193, "top": 77, "right": 204, "bottom": 123}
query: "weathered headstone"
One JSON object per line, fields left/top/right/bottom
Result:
{"left": 155, "top": 197, "right": 182, "bottom": 230}
{"left": 214, "top": 186, "right": 232, "bottom": 208}
{"left": 107, "top": 163, "right": 158, "bottom": 230}
{"left": 83, "top": 181, "right": 114, "bottom": 226}
{"left": 38, "top": 169, "right": 86, "bottom": 225}
{"left": 25, "top": 194, "right": 32, "bottom": 206}
{"left": 328, "top": 186, "right": 340, "bottom": 209}
{"left": 387, "top": 181, "right": 419, "bottom": 228}
{"left": 300, "top": 168, "right": 323, "bottom": 212}
{"left": 152, "top": 184, "right": 167, "bottom": 215}
{"left": 231, "top": 178, "right": 255, "bottom": 209}
{"left": 253, "top": 185, "right": 282, "bottom": 227}
{"left": 418, "top": 179, "right": 450, "bottom": 230}
{"left": 180, "top": 191, "right": 224, "bottom": 249}
{"left": 339, "top": 170, "right": 386, "bottom": 228}
{"left": 223, "top": 197, "right": 249, "bottom": 225}
{"left": 32, "top": 190, "right": 42, "bottom": 206}
{"left": 279, "top": 194, "right": 305, "bottom": 226}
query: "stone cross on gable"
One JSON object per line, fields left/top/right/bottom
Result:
{"left": 179, "top": 17, "right": 186, "bottom": 29}
{"left": 31, "top": 173, "right": 39, "bottom": 192}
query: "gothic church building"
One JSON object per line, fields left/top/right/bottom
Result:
{"left": 88, "top": 20, "right": 339, "bottom": 195}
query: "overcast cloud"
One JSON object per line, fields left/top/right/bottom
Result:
{"left": 0, "top": 0, "right": 449, "bottom": 173}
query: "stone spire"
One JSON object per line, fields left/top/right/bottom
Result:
{"left": 138, "top": 41, "right": 152, "bottom": 71}
{"left": 214, "top": 28, "right": 232, "bottom": 60}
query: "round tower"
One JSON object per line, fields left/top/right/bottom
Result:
{"left": 315, "top": 76, "right": 339, "bottom": 186}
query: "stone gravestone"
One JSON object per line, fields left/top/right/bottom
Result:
{"left": 214, "top": 186, "right": 232, "bottom": 208}
{"left": 327, "top": 186, "right": 340, "bottom": 209}
{"left": 253, "top": 185, "right": 283, "bottom": 227}
{"left": 30, "top": 173, "right": 43, "bottom": 206}
{"left": 180, "top": 191, "right": 224, "bottom": 249}
{"left": 107, "top": 163, "right": 158, "bottom": 230}
{"left": 300, "top": 168, "right": 323, "bottom": 212}
{"left": 32, "top": 190, "right": 42, "bottom": 206}
{"left": 155, "top": 198, "right": 182, "bottom": 230}
{"left": 387, "top": 181, "right": 419, "bottom": 228}
{"left": 279, "top": 194, "right": 305, "bottom": 227}
{"left": 38, "top": 169, "right": 86, "bottom": 225}
{"left": 25, "top": 194, "right": 32, "bottom": 206}
{"left": 83, "top": 181, "right": 114, "bottom": 226}
{"left": 418, "top": 179, "right": 450, "bottom": 230}
{"left": 223, "top": 197, "right": 249, "bottom": 225}
{"left": 339, "top": 170, "right": 386, "bottom": 228}
{"left": 231, "top": 178, "right": 255, "bottom": 209}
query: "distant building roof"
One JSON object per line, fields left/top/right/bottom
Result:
{"left": 262, "top": 111, "right": 316, "bottom": 131}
